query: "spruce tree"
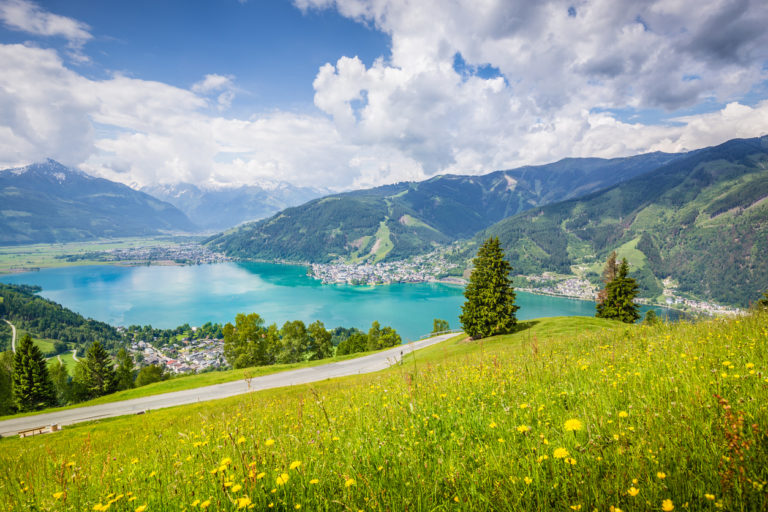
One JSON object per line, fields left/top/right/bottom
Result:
{"left": 81, "top": 341, "right": 117, "bottom": 399}
{"left": 12, "top": 334, "right": 56, "bottom": 411}
{"left": 460, "top": 237, "right": 519, "bottom": 339}
{"left": 115, "top": 348, "right": 135, "bottom": 391}
{"left": 596, "top": 258, "right": 640, "bottom": 323}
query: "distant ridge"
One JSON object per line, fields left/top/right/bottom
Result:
{"left": 0, "top": 160, "right": 196, "bottom": 244}
{"left": 480, "top": 136, "right": 768, "bottom": 307}
{"left": 142, "top": 182, "right": 326, "bottom": 231}
{"left": 206, "top": 151, "right": 684, "bottom": 262}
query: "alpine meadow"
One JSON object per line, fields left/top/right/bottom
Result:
{"left": 2, "top": 1, "right": 768, "bottom": 512}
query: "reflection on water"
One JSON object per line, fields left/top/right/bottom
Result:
{"left": 0, "top": 262, "right": 680, "bottom": 341}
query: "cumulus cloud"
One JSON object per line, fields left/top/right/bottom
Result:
{"left": 0, "top": 0, "right": 92, "bottom": 60}
{"left": 299, "top": 0, "right": 768, "bottom": 176}
{"left": 1, "top": 1, "right": 768, "bottom": 191}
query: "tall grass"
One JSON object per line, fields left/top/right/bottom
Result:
{"left": 1, "top": 314, "right": 766, "bottom": 511}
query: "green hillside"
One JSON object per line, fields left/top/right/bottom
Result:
{"left": 0, "top": 283, "right": 122, "bottom": 353}
{"left": 206, "top": 152, "right": 681, "bottom": 262}
{"left": 481, "top": 136, "right": 768, "bottom": 306}
{"left": 0, "top": 160, "right": 196, "bottom": 244}
{"left": 2, "top": 313, "right": 766, "bottom": 511}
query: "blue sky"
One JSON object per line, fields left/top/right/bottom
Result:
{"left": 0, "top": 0, "right": 389, "bottom": 114}
{"left": 0, "top": 0, "right": 767, "bottom": 189}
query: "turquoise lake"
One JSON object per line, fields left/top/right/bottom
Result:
{"left": 0, "top": 262, "right": 676, "bottom": 341}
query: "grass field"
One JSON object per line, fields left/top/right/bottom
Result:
{"left": 0, "top": 237, "right": 192, "bottom": 272}
{"left": 0, "top": 349, "right": 388, "bottom": 422}
{"left": 1, "top": 314, "right": 766, "bottom": 511}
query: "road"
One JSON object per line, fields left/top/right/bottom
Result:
{"left": 0, "top": 332, "right": 459, "bottom": 437}
{"left": 3, "top": 319, "right": 15, "bottom": 353}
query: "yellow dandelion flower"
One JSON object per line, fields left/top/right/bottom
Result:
{"left": 135, "top": 505, "right": 147, "bottom": 512}
{"left": 662, "top": 499, "right": 674, "bottom": 511}
{"left": 66, "top": 462, "right": 76, "bottom": 468}
{"left": 517, "top": 425, "right": 530, "bottom": 433}
{"left": 237, "top": 436, "right": 246, "bottom": 445}
{"left": 497, "top": 438, "right": 505, "bottom": 443}
{"left": 295, "top": 505, "right": 301, "bottom": 510}
{"left": 570, "top": 506, "right": 582, "bottom": 511}
{"left": 200, "top": 500, "right": 211, "bottom": 509}
{"left": 289, "top": 461, "right": 302, "bottom": 470}
{"left": 276, "top": 473, "right": 290, "bottom": 486}
{"left": 564, "top": 419, "right": 583, "bottom": 432}
{"left": 345, "top": 478, "right": 356, "bottom": 488}
{"left": 489, "top": 421, "right": 497, "bottom": 428}
{"left": 657, "top": 472, "right": 666, "bottom": 479}
{"left": 628, "top": 487, "right": 639, "bottom": 497}
{"left": 454, "top": 496, "right": 459, "bottom": 503}
{"left": 93, "top": 504, "right": 104, "bottom": 511}
{"left": 131, "top": 458, "right": 139, "bottom": 464}
{"left": 191, "top": 499, "right": 200, "bottom": 507}
{"left": 524, "top": 477, "right": 532, "bottom": 485}
{"left": 148, "top": 471, "right": 157, "bottom": 478}
{"left": 519, "top": 403, "right": 529, "bottom": 409}
{"left": 309, "top": 479, "right": 319, "bottom": 485}
{"left": 257, "top": 472, "right": 266, "bottom": 480}
{"left": 565, "top": 457, "right": 577, "bottom": 465}
{"left": 553, "top": 448, "right": 569, "bottom": 459}
{"left": 53, "top": 491, "right": 65, "bottom": 500}
{"left": 704, "top": 494, "right": 715, "bottom": 500}
{"left": 231, "top": 484, "right": 242, "bottom": 493}
{"left": 221, "top": 457, "right": 232, "bottom": 466}
{"left": 265, "top": 439, "right": 275, "bottom": 446}
{"left": 618, "top": 411, "right": 628, "bottom": 418}
{"left": 236, "top": 497, "right": 251, "bottom": 509}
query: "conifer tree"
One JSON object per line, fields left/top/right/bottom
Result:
{"left": 597, "top": 251, "right": 618, "bottom": 304}
{"left": 115, "top": 348, "right": 135, "bottom": 391}
{"left": 81, "top": 340, "right": 117, "bottom": 399}
{"left": 460, "top": 237, "right": 519, "bottom": 339}
{"left": 12, "top": 334, "right": 56, "bottom": 411}
{"left": 596, "top": 258, "right": 640, "bottom": 323}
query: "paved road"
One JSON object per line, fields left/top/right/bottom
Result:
{"left": 0, "top": 332, "right": 459, "bottom": 437}
{"left": 3, "top": 319, "right": 15, "bottom": 353}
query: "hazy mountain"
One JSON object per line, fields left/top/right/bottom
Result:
{"left": 479, "top": 136, "right": 768, "bottom": 307}
{"left": 206, "top": 151, "right": 684, "bottom": 262}
{"left": 0, "top": 160, "right": 196, "bottom": 244}
{"left": 142, "top": 182, "right": 327, "bottom": 231}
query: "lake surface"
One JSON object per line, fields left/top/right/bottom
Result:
{"left": 0, "top": 262, "right": 676, "bottom": 341}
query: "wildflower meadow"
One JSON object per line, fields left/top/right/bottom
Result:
{"left": 1, "top": 314, "right": 766, "bottom": 511}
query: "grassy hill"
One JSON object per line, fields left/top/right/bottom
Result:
{"left": 2, "top": 313, "right": 766, "bottom": 511}
{"left": 206, "top": 152, "right": 681, "bottom": 263}
{"left": 481, "top": 136, "right": 768, "bottom": 306}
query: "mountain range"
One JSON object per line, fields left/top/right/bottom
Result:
{"left": 206, "top": 151, "right": 683, "bottom": 262}
{"left": 206, "top": 136, "right": 768, "bottom": 307}
{"left": 0, "top": 160, "right": 195, "bottom": 244}
{"left": 479, "top": 136, "right": 768, "bottom": 307}
{"left": 142, "top": 182, "right": 326, "bottom": 231}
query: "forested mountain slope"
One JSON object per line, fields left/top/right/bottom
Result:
{"left": 207, "top": 152, "right": 682, "bottom": 262}
{"left": 480, "top": 136, "right": 768, "bottom": 307}
{"left": 0, "top": 160, "right": 196, "bottom": 244}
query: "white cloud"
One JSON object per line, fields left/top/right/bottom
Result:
{"left": 1, "top": 1, "right": 768, "bottom": 192}
{"left": 192, "top": 74, "right": 237, "bottom": 111}
{"left": 0, "top": 0, "right": 92, "bottom": 60}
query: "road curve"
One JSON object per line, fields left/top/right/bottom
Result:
{"left": 0, "top": 332, "right": 459, "bottom": 437}
{"left": 3, "top": 319, "right": 15, "bottom": 353}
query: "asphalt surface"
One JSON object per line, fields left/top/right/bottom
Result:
{"left": 3, "top": 319, "right": 15, "bottom": 353}
{"left": 0, "top": 332, "right": 459, "bottom": 437}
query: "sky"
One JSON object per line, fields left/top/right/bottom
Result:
{"left": 0, "top": 0, "right": 767, "bottom": 191}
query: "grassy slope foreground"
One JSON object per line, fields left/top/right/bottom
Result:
{"left": 1, "top": 315, "right": 767, "bottom": 511}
